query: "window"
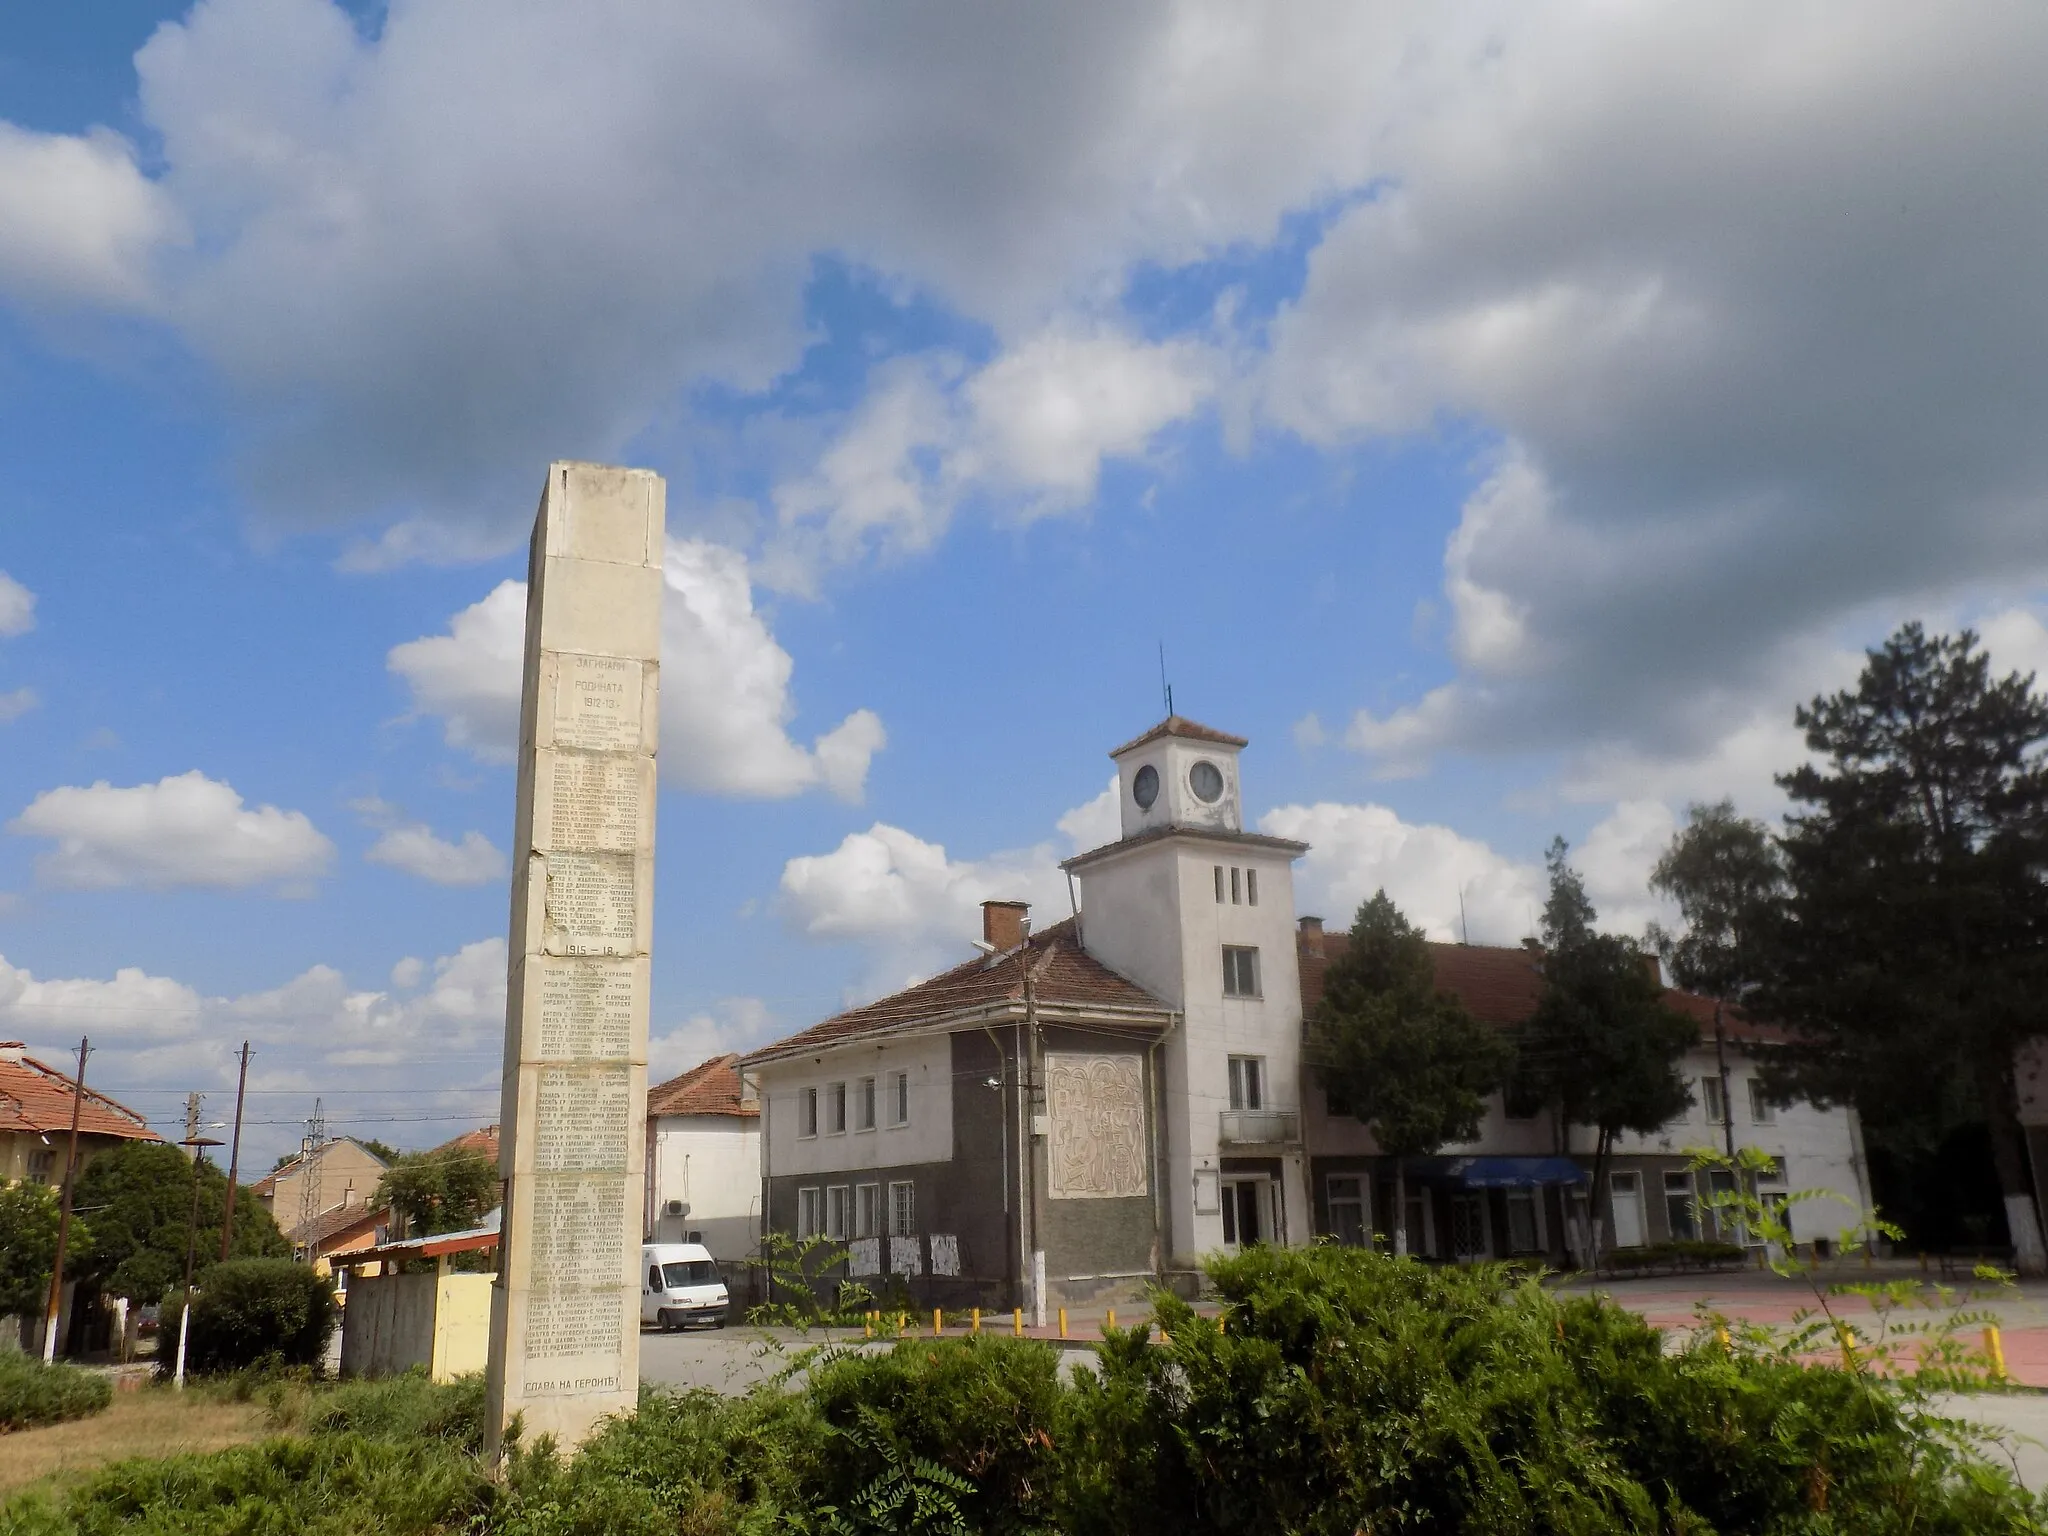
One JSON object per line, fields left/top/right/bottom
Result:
{"left": 1230, "top": 867, "right": 1242, "bottom": 904}
{"left": 1325, "top": 1086, "right": 1352, "bottom": 1118}
{"left": 1699, "top": 1076, "right": 1727, "bottom": 1125}
{"left": 648, "top": 1265, "right": 662, "bottom": 1291}
{"left": 1747, "top": 1078, "right": 1776, "bottom": 1124}
{"left": 826, "top": 1082, "right": 847, "bottom": 1135}
{"left": 888, "top": 1070, "right": 911, "bottom": 1126}
{"left": 1214, "top": 865, "right": 1225, "bottom": 903}
{"left": 1222, "top": 945, "right": 1261, "bottom": 998}
{"left": 854, "top": 1182, "right": 881, "bottom": 1238}
{"left": 855, "top": 1077, "right": 877, "bottom": 1132}
{"left": 26, "top": 1148, "right": 56, "bottom": 1184}
{"left": 1505, "top": 1189, "right": 1541, "bottom": 1253}
{"left": 1228, "top": 1055, "right": 1265, "bottom": 1111}
{"left": 799, "top": 1086, "right": 820, "bottom": 1138}
{"left": 1327, "top": 1175, "right": 1368, "bottom": 1246}
{"left": 826, "top": 1185, "right": 850, "bottom": 1239}
{"left": 1663, "top": 1171, "right": 1697, "bottom": 1241}
{"left": 1609, "top": 1171, "right": 1646, "bottom": 1248}
{"left": 888, "top": 1180, "right": 916, "bottom": 1236}
{"left": 797, "top": 1186, "right": 822, "bottom": 1238}
{"left": 1245, "top": 868, "right": 1258, "bottom": 906}
{"left": 1704, "top": 1167, "right": 1741, "bottom": 1242}
{"left": 661, "top": 1259, "right": 717, "bottom": 1287}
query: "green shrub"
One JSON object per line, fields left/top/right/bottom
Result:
{"left": 1604, "top": 1239, "right": 1747, "bottom": 1271}
{"left": 0, "top": 1352, "right": 112, "bottom": 1433}
{"left": 159, "top": 1259, "right": 336, "bottom": 1377}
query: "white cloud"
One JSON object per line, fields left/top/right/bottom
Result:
{"left": 765, "top": 327, "right": 1217, "bottom": 591}
{"left": 1055, "top": 776, "right": 1121, "bottom": 854}
{"left": 1981, "top": 603, "right": 2048, "bottom": 684}
{"left": 365, "top": 825, "right": 507, "bottom": 886}
{"left": 650, "top": 996, "right": 776, "bottom": 1082}
{"left": 0, "top": 688, "right": 36, "bottom": 725}
{"left": 0, "top": 571, "right": 35, "bottom": 637}
{"left": 389, "top": 541, "right": 885, "bottom": 800}
{"left": 0, "top": 954, "right": 204, "bottom": 1043}
{"left": 8, "top": 771, "right": 334, "bottom": 891}
{"left": 0, "top": 124, "right": 179, "bottom": 311}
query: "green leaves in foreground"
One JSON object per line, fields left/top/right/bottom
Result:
{"left": 6, "top": 1246, "right": 2044, "bottom": 1535}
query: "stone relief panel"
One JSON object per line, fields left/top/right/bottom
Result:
{"left": 1045, "top": 1053, "right": 1149, "bottom": 1200}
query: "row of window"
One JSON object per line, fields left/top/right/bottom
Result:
{"left": 1213, "top": 865, "right": 1259, "bottom": 907}
{"left": 1697, "top": 1074, "right": 1776, "bottom": 1126}
{"left": 797, "top": 1071, "right": 911, "bottom": 1138}
{"left": 1323, "top": 1173, "right": 1546, "bottom": 1256}
{"left": 795, "top": 1179, "right": 916, "bottom": 1240}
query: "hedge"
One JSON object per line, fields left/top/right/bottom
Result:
{"left": 159, "top": 1259, "right": 337, "bottom": 1377}
{"left": 0, "top": 1352, "right": 112, "bottom": 1434}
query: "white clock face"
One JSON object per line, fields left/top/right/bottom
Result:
{"left": 1132, "top": 764, "right": 1160, "bottom": 809}
{"left": 1189, "top": 760, "right": 1224, "bottom": 803}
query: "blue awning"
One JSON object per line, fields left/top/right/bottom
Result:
{"left": 1407, "top": 1156, "right": 1587, "bottom": 1188}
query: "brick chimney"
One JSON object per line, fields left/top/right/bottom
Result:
{"left": 1297, "top": 915, "right": 1325, "bottom": 959}
{"left": 981, "top": 900, "right": 1030, "bottom": 953}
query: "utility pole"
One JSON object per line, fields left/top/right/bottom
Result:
{"left": 218, "top": 1042, "right": 252, "bottom": 1262}
{"left": 184, "top": 1092, "right": 202, "bottom": 1156}
{"left": 41, "top": 1036, "right": 89, "bottom": 1364}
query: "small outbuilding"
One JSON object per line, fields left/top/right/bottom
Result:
{"left": 334, "top": 1213, "right": 498, "bottom": 1383}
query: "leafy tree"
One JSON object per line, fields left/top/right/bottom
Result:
{"left": 375, "top": 1147, "right": 498, "bottom": 1238}
{"left": 1765, "top": 623, "right": 2048, "bottom": 1273}
{"left": 357, "top": 1138, "right": 402, "bottom": 1165}
{"left": 1309, "top": 891, "right": 1512, "bottom": 1256}
{"left": 1648, "top": 800, "right": 1787, "bottom": 1159}
{"left": 1518, "top": 839, "right": 1697, "bottom": 1269}
{"left": 0, "top": 1181, "right": 66, "bottom": 1318}
{"left": 73, "top": 1142, "right": 289, "bottom": 1306}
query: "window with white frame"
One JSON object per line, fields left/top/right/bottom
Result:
{"left": 1222, "top": 945, "right": 1260, "bottom": 998}
{"left": 889, "top": 1070, "right": 910, "bottom": 1126}
{"left": 826, "top": 1185, "right": 850, "bottom": 1239}
{"left": 855, "top": 1076, "right": 877, "bottom": 1132}
{"left": 1699, "top": 1076, "right": 1727, "bottom": 1125}
{"left": 1746, "top": 1077, "right": 1776, "bottom": 1124}
{"left": 798, "top": 1086, "right": 819, "bottom": 1138}
{"left": 797, "top": 1186, "right": 822, "bottom": 1238}
{"left": 888, "top": 1180, "right": 916, "bottom": 1236}
{"left": 1228, "top": 1055, "right": 1265, "bottom": 1111}
{"left": 826, "top": 1081, "right": 847, "bottom": 1135}
{"left": 1326, "top": 1174, "right": 1368, "bottom": 1246}
{"left": 854, "top": 1182, "right": 881, "bottom": 1238}
{"left": 1663, "top": 1170, "right": 1697, "bottom": 1241}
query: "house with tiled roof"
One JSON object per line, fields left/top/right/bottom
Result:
{"left": 253, "top": 1136, "right": 389, "bottom": 1234}
{"left": 643, "top": 1055, "right": 761, "bottom": 1281}
{"left": 0, "top": 1042, "right": 159, "bottom": 1187}
{"left": 1296, "top": 922, "right": 1869, "bottom": 1265}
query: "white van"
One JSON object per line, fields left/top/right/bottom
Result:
{"left": 640, "top": 1242, "right": 730, "bottom": 1331}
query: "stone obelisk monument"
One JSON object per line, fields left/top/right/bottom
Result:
{"left": 486, "top": 462, "right": 662, "bottom": 1456}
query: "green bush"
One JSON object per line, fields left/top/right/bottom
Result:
{"left": 1604, "top": 1239, "right": 1748, "bottom": 1271}
{"left": 159, "top": 1259, "right": 337, "bottom": 1377}
{"left": 0, "top": 1352, "right": 112, "bottom": 1433}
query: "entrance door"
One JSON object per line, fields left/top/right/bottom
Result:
{"left": 1220, "top": 1179, "right": 1269, "bottom": 1248}
{"left": 1609, "top": 1172, "right": 1646, "bottom": 1249}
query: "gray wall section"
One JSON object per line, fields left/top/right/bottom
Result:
{"left": 1035, "top": 1024, "right": 1162, "bottom": 1303}
{"left": 340, "top": 1272, "right": 438, "bottom": 1378}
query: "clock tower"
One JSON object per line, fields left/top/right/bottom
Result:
{"left": 1062, "top": 716, "right": 1310, "bottom": 1278}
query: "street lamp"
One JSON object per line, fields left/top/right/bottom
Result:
{"left": 174, "top": 1135, "right": 224, "bottom": 1389}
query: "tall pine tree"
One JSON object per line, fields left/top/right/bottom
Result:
{"left": 1766, "top": 624, "right": 2048, "bottom": 1272}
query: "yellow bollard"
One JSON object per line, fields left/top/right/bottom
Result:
{"left": 1058, "top": 1307, "right": 1069, "bottom": 1339}
{"left": 933, "top": 1308, "right": 943, "bottom": 1337}
{"left": 864, "top": 1315, "right": 873, "bottom": 1339}
{"left": 1159, "top": 1327, "right": 1170, "bottom": 1345}
{"left": 1013, "top": 1308, "right": 1022, "bottom": 1337}
{"left": 1715, "top": 1326, "right": 1730, "bottom": 1351}
{"left": 1837, "top": 1322, "right": 1859, "bottom": 1370}
{"left": 1985, "top": 1325, "right": 2008, "bottom": 1381}
{"left": 972, "top": 1308, "right": 981, "bottom": 1334}
{"left": 897, "top": 1312, "right": 907, "bottom": 1336}
{"left": 1106, "top": 1307, "right": 1116, "bottom": 1332}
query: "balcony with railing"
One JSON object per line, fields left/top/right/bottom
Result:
{"left": 1218, "top": 1108, "right": 1300, "bottom": 1146}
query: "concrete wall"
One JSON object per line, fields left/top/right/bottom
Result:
{"left": 760, "top": 1033, "right": 953, "bottom": 1179}
{"left": 340, "top": 1270, "right": 493, "bottom": 1382}
{"left": 648, "top": 1115, "right": 760, "bottom": 1263}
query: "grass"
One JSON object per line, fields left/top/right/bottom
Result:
{"left": 0, "top": 1387, "right": 269, "bottom": 1502}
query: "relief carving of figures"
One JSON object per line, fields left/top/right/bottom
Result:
{"left": 1045, "top": 1053, "right": 1148, "bottom": 1199}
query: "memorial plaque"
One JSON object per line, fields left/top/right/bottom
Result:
{"left": 546, "top": 753, "right": 643, "bottom": 852}
{"left": 541, "top": 851, "right": 637, "bottom": 955}
{"left": 536, "top": 960, "right": 635, "bottom": 1060}
{"left": 554, "top": 653, "right": 643, "bottom": 751}
{"left": 488, "top": 463, "right": 662, "bottom": 1457}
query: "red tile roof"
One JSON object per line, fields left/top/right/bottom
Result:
{"left": 1109, "top": 714, "right": 1249, "bottom": 757}
{"left": 1297, "top": 929, "right": 1785, "bottom": 1043}
{"left": 0, "top": 1047, "right": 158, "bottom": 1142}
{"left": 288, "top": 1200, "right": 388, "bottom": 1252}
{"left": 435, "top": 1125, "right": 500, "bottom": 1163}
{"left": 742, "top": 916, "right": 1171, "bottom": 1066}
{"left": 649, "top": 1054, "right": 757, "bottom": 1118}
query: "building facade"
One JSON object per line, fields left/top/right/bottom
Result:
{"left": 0, "top": 1041, "right": 159, "bottom": 1186}
{"left": 740, "top": 716, "right": 1872, "bottom": 1305}
{"left": 645, "top": 1054, "right": 762, "bottom": 1287}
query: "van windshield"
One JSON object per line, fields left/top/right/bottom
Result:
{"left": 661, "top": 1260, "right": 718, "bottom": 1288}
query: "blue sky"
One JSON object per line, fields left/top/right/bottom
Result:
{"left": 2, "top": 1, "right": 2045, "bottom": 1165}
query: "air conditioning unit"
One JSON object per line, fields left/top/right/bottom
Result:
{"left": 663, "top": 1199, "right": 688, "bottom": 1218}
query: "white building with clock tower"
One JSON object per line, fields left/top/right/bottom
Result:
{"left": 1061, "top": 716, "right": 1312, "bottom": 1270}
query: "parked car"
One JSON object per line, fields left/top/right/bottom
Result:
{"left": 640, "top": 1242, "right": 730, "bottom": 1330}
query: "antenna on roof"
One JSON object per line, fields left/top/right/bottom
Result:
{"left": 1157, "top": 641, "right": 1173, "bottom": 717}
